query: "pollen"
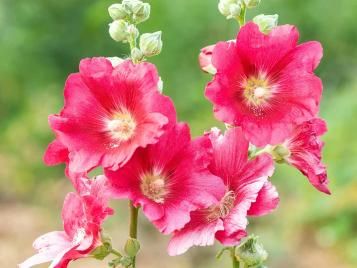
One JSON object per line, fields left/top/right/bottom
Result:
{"left": 242, "top": 73, "right": 273, "bottom": 107}
{"left": 107, "top": 111, "right": 136, "bottom": 142}
{"left": 140, "top": 172, "right": 168, "bottom": 204}
{"left": 207, "top": 190, "right": 236, "bottom": 221}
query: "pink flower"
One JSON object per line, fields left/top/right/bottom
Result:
{"left": 199, "top": 45, "right": 217, "bottom": 74}
{"left": 168, "top": 127, "right": 278, "bottom": 256}
{"left": 280, "top": 118, "right": 330, "bottom": 194}
{"left": 19, "top": 176, "right": 114, "bottom": 268}
{"left": 44, "top": 57, "right": 176, "bottom": 173}
{"left": 205, "top": 22, "right": 323, "bottom": 147}
{"left": 106, "top": 123, "right": 224, "bottom": 234}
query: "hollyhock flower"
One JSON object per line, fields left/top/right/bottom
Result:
{"left": 168, "top": 127, "right": 278, "bottom": 256}
{"left": 19, "top": 176, "right": 114, "bottom": 268}
{"left": 205, "top": 22, "right": 323, "bottom": 147}
{"left": 106, "top": 123, "right": 224, "bottom": 234}
{"left": 44, "top": 57, "right": 176, "bottom": 173}
{"left": 270, "top": 118, "right": 330, "bottom": 194}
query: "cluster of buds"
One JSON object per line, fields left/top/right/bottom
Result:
{"left": 218, "top": 0, "right": 278, "bottom": 34}
{"left": 218, "top": 0, "right": 260, "bottom": 21}
{"left": 108, "top": 0, "right": 163, "bottom": 63}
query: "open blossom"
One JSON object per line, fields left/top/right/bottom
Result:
{"left": 19, "top": 176, "right": 113, "bottom": 268}
{"left": 272, "top": 118, "right": 330, "bottom": 194}
{"left": 205, "top": 22, "right": 323, "bottom": 147}
{"left": 168, "top": 127, "right": 278, "bottom": 256}
{"left": 106, "top": 123, "right": 224, "bottom": 234}
{"left": 44, "top": 57, "right": 176, "bottom": 174}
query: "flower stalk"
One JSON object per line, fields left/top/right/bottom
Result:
{"left": 129, "top": 201, "right": 139, "bottom": 267}
{"left": 231, "top": 246, "right": 240, "bottom": 268}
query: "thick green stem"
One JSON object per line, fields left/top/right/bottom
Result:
{"left": 129, "top": 201, "right": 139, "bottom": 267}
{"left": 238, "top": 6, "right": 247, "bottom": 27}
{"left": 231, "top": 247, "right": 240, "bottom": 268}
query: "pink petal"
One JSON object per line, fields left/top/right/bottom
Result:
{"left": 248, "top": 181, "right": 279, "bottom": 216}
{"left": 43, "top": 140, "right": 69, "bottom": 166}
{"left": 168, "top": 215, "right": 224, "bottom": 256}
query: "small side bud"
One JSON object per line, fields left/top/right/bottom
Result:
{"left": 109, "top": 20, "right": 129, "bottom": 42}
{"left": 219, "top": 0, "right": 242, "bottom": 20}
{"left": 228, "top": 3, "right": 242, "bottom": 19}
{"left": 140, "top": 31, "right": 163, "bottom": 57}
{"left": 132, "top": 2, "right": 150, "bottom": 24}
{"left": 131, "top": 48, "right": 144, "bottom": 62}
{"left": 235, "top": 235, "right": 268, "bottom": 267}
{"left": 108, "top": 4, "right": 129, "bottom": 20}
{"left": 124, "top": 238, "right": 141, "bottom": 257}
{"left": 253, "top": 14, "right": 279, "bottom": 34}
{"left": 244, "top": 0, "right": 261, "bottom": 9}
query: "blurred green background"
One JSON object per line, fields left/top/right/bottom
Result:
{"left": 1, "top": 0, "right": 356, "bottom": 267}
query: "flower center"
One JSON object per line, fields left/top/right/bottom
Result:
{"left": 107, "top": 111, "right": 136, "bottom": 142}
{"left": 140, "top": 172, "right": 168, "bottom": 204}
{"left": 242, "top": 74, "right": 272, "bottom": 107}
{"left": 207, "top": 190, "right": 236, "bottom": 221}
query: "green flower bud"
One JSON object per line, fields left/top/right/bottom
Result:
{"left": 244, "top": 0, "right": 261, "bottom": 8}
{"left": 124, "top": 238, "right": 141, "bottom": 257}
{"left": 139, "top": 31, "right": 163, "bottom": 57}
{"left": 109, "top": 20, "right": 129, "bottom": 42}
{"left": 122, "top": 0, "right": 150, "bottom": 24}
{"left": 108, "top": 4, "right": 130, "bottom": 20}
{"left": 253, "top": 14, "right": 279, "bottom": 34}
{"left": 228, "top": 3, "right": 242, "bottom": 19}
{"left": 235, "top": 235, "right": 268, "bottom": 267}
{"left": 131, "top": 47, "right": 144, "bottom": 62}
{"left": 132, "top": 2, "right": 150, "bottom": 24}
{"left": 218, "top": 0, "right": 238, "bottom": 17}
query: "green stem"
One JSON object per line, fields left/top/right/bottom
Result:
{"left": 238, "top": 6, "right": 247, "bottom": 27}
{"left": 231, "top": 247, "right": 240, "bottom": 268}
{"left": 129, "top": 201, "right": 139, "bottom": 267}
{"left": 110, "top": 248, "right": 123, "bottom": 258}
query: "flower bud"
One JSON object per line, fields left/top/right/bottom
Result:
{"left": 132, "top": 2, "right": 150, "bottom": 24}
{"left": 253, "top": 14, "right": 279, "bottom": 34}
{"left": 244, "top": 0, "right": 261, "bottom": 9}
{"left": 131, "top": 48, "right": 144, "bottom": 62}
{"left": 228, "top": 3, "right": 242, "bottom": 19}
{"left": 109, "top": 20, "right": 129, "bottom": 42}
{"left": 218, "top": 0, "right": 239, "bottom": 18}
{"left": 235, "top": 235, "right": 268, "bottom": 267}
{"left": 139, "top": 31, "right": 163, "bottom": 57}
{"left": 108, "top": 4, "right": 129, "bottom": 20}
{"left": 124, "top": 238, "right": 141, "bottom": 257}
